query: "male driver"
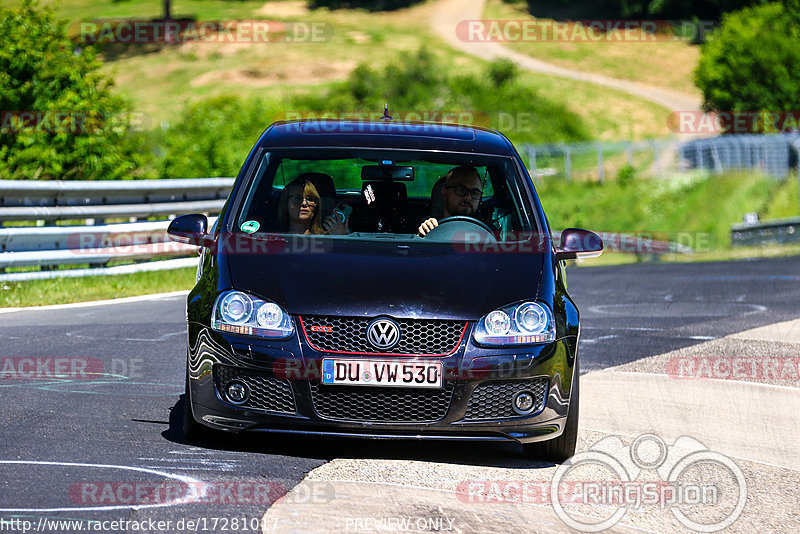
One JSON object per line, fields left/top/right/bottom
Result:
{"left": 417, "top": 165, "right": 483, "bottom": 237}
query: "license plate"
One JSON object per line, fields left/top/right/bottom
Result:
{"left": 321, "top": 359, "right": 442, "bottom": 389}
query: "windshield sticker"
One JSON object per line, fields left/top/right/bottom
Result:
{"left": 241, "top": 220, "right": 260, "bottom": 234}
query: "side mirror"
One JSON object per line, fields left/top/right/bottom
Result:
{"left": 556, "top": 228, "right": 603, "bottom": 261}
{"left": 167, "top": 214, "right": 215, "bottom": 247}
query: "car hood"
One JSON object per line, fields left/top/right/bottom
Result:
{"left": 222, "top": 237, "right": 548, "bottom": 320}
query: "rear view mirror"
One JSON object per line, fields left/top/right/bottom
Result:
{"left": 167, "top": 214, "right": 215, "bottom": 247}
{"left": 556, "top": 228, "right": 603, "bottom": 261}
{"left": 361, "top": 165, "right": 414, "bottom": 181}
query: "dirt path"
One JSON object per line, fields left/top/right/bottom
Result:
{"left": 430, "top": 0, "right": 702, "bottom": 112}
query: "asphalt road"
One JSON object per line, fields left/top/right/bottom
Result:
{"left": 0, "top": 255, "right": 798, "bottom": 533}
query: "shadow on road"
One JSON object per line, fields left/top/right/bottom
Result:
{"left": 162, "top": 395, "right": 559, "bottom": 470}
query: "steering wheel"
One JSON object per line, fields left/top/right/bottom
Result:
{"left": 423, "top": 215, "right": 497, "bottom": 243}
{"left": 436, "top": 216, "right": 495, "bottom": 234}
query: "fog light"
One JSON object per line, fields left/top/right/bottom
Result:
{"left": 226, "top": 381, "right": 249, "bottom": 405}
{"left": 513, "top": 391, "right": 536, "bottom": 415}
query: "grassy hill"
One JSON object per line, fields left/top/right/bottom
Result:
{"left": 15, "top": 0, "right": 678, "bottom": 144}
{"left": 484, "top": 0, "right": 702, "bottom": 96}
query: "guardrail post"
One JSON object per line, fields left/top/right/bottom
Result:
{"left": 653, "top": 141, "right": 661, "bottom": 175}
{"left": 792, "top": 140, "right": 800, "bottom": 215}
{"left": 564, "top": 147, "right": 572, "bottom": 182}
{"left": 596, "top": 144, "right": 605, "bottom": 183}
{"left": 526, "top": 145, "right": 539, "bottom": 182}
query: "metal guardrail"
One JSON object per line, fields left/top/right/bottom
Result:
{"left": 0, "top": 178, "right": 233, "bottom": 207}
{"left": 731, "top": 217, "right": 800, "bottom": 247}
{"left": 0, "top": 179, "right": 231, "bottom": 281}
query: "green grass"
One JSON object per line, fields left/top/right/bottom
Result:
{"left": 19, "top": 0, "right": 271, "bottom": 22}
{"left": 538, "top": 170, "right": 793, "bottom": 249}
{"left": 760, "top": 175, "right": 800, "bottom": 220}
{"left": 0, "top": 267, "right": 196, "bottom": 307}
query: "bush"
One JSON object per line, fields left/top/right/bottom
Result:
{"left": 0, "top": 0, "right": 144, "bottom": 179}
{"left": 616, "top": 165, "right": 636, "bottom": 186}
{"left": 296, "top": 49, "right": 588, "bottom": 144}
{"left": 488, "top": 59, "right": 518, "bottom": 87}
{"left": 309, "top": 0, "right": 426, "bottom": 10}
{"left": 695, "top": 2, "right": 800, "bottom": 118}
{"left": 157, "top": 96, "right": 276, "bottom": 179}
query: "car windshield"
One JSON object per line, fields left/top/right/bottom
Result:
{"left": 232, "top": 148, "right": 539, "bottom": 243}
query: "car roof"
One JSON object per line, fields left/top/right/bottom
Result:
{"left": 257, "top": 120, "right": 516, "bottom": 155}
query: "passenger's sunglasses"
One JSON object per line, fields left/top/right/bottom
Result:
{"left": 288, "top": 195, "right": 318, "bottom": 206}
{"left": 444, "top": 185, "right": 482, "bottom": 200}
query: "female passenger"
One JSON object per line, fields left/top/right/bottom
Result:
{"left": 277, "top": 177, "right": 347, "bottom": 235}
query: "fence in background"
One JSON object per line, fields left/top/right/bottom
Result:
{"left": 519, "top": 139, "right": 679, "bottom": 182}
{"left": 521, "top": 133, "right": 800, "bottom": 182}
{"left": 678, "top": 134, "right": 800, "bottom": 178}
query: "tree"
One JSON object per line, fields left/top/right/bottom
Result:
{"left": 0, "top": 0, "right": 143, "bottom": 179}
{"left": 695, "top": 1, "right": 800, "bottom": 117}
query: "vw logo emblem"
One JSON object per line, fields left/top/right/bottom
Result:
{"left": 366, "top": 318, "right": 401, "bottom": 350}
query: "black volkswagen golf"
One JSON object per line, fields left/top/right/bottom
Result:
{"left": 168, "top": 119, "right": 602, "bottom": 462}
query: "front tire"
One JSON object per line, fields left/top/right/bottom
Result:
{"left": 523, "top": 358, "right": 579, "bottom": 462}
{"left": 183, "top": 366, "right": 209, "bottom": 442}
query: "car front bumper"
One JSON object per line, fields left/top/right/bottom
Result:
{"left": 187, "top": 324, "right": 577, "bottom": 445}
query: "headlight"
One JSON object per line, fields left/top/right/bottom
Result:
{"left": 212, "top": 290, "right": 294, "bottom": 338}
{"left": 473, "top": 301, "right": 555, "bottom": 345}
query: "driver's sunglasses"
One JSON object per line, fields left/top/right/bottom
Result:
{"left": 288, "top": 195, "right": 318, "bottom": 206}
{"left": 445, "top": 185, "right": 482, "bottom": 200}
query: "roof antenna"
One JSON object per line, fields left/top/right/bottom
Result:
{"left": 380, "top": 103, "right": 392, "bottom": 121}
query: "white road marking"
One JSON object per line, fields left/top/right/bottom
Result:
{"left": 0, "top": 291, "right": 188, "bottom": 314}
{"left": 581, "top": 335, "right": 618, "bottom": 344}
{"left": 587, "top": 303, "right": 767, "bottom": 317}
{"left": 0, "top": 460, "right": 202, "bottom": 512}
{"left": 65, "top": 330, "right": 185, "bottom": 342}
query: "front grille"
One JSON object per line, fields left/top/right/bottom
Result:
{"left": 464, "top": 378, "right": 548, "bottom": 420}
{"left": 309, "top": 382, "right": 455, "bottom": 422}
{"left": 301, "top": 315, "right": 466, "bottom": 355}
{"left": 214, "top": 365, "right": 296, "bottom": 414}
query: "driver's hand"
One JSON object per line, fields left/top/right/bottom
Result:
{"left": 417, "top": 218, "right": 438, "bottom": 237}
{"left": 323, "top": 214, "right": 349, "bottom": 235}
